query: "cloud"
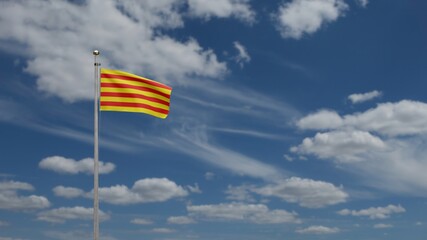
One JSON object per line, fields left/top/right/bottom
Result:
{"left": 296, "top": 225, "right": 340, "bottom": 234}
{"left": 275, "top": 0, "right": 348, "bottom": 39}
{"left": 167, "top": 216, "right": 196, "bottom": 224}
{"left": 337, "top": 204, "right": 405, "bottom": 219}
{"left": 297, "top": 100, "right": 427, "bottom": 137}
{"left": 225, "top": 185, "right": 256, "bottom": 202}
{"left": 52, "top": 186, "right": 85, "bottom": 199}
{"left": 357, "top": 0, "right": 369, "bottom": 7}
{"left": 348, "top": 90, "right": 382, "bottom": 104}
{"left": 37, "top": 206, "right": 109, "bottom": 223}
{"left": 374, "top": 223, "right": 393, "bottom": 229}
{"left": 0, "top": 0, "right": 227, "bottom": 102}
{"left": 296, "top": 109, "right": 343, "bottom": 130}
{"left": 233, "top": 41, "right": 251, "bottom": 68}
{"left": 0, "top": 181, "right": 50, "bottom": 211}
{"left": 293, "top": 100, "right": 427, "bottom": 195}
{"left": 188, "top": 0, "right": 255, "bottom": 23}
{"left": 187, "top": 203, "right": 300, "bottom": 224}
{"left": 291, "top": 130, "right": 386, "bottom": 163}
{"left": 130, "top": 218, "right": 153, "bottom": 225}
{"left": 169, "top": 126, "right": 287, "bottom": 181}
{"left": 151, "top": 228, "right": 175, "bottom": 233}
{"left": 96, "top": 178, "right": 188, "bottom": 205}
{"left": 253, "top": 177, "right": 348, "bottom": 208}
{"left": 39, "top": 156, "right": 115, "bottom": 175}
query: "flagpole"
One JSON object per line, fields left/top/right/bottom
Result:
{"left": 93, "top": 50, "right": 100, "bottom": 240}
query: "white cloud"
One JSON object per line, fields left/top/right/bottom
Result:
{"left": 170, "top": 126, "right": 287, "bottom": 181}
{"left": 130, "top": 218, "right": 153, "bottom": 225}
{"left": 187, "top": 183, "right": 202, "bottom": 194}
{"left": 275, "top": 0, "right": 348, "bottom": 39}
{"left": 39, "top": 156, "right": 115, "bottom": 175}
{"left": 233, "top": 41, "right": 251, "bottom": 68}
{"left": 187, "top": 203, "right": 300, "bottom": 224}
{"left": 167, "top": 216, "right": 196, "bottom": 224}
{"left": 338, "top": 204, "right": 405, "bottom": 219}
{"left": 291, "top": 130, "right": 386, "bottom": 163}
{"left": 0, "top": 0, "right": 227, "bottom": 102}
{"left": 225, "top": 185, "right": 256, "bottom": 202}
{"left": 293, "top": 100, "right": 427, "bottom": 195}
{"left": 97, "top": 178, "right": 188, "bottom": 205}
{"left": 151, "top": 228, "right": 175, "bottom": 233}
{"left": 37, "top": 206, "right": 109, "bottom": 223}
{"left": 0, "top": 181, "right": 33, "bottom": 191}
{"left": 0, "top": 181, "right": 50, "bottom": 211}
{"left": 374, "top": 223, "right": 393, "bottom": 229}
{"left": 52, "top": 186, "right": 85, "bottom": 198}
{"left": 348, "top": 90, "right": 381, "bottom": 104}
{"left": 253, "top": 177, "right": 348, "bottom": 208}
{"left": 357, "top": 0, "right": 369, "bottom": 7}
{"left": 296, "top": 109, "right": 343, "bottom": 130}
{"left": 188, "top": 0, "right": 255, "bottom": 23}
{"left": 297, "top": 100, "right": 427, "bottom": 137}
{"left": 296, "top": 225, "right": 340, "bottom": 234}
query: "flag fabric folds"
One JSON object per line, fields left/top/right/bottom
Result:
{"left": 100, "top": 69, "right": 172, "bottom": 119}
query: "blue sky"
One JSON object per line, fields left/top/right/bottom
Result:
{"left": 1, "top": 0, "right": 427, "bottom": 239}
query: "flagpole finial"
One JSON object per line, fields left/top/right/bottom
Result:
{"left": 93, "top": 50, "right": 100, "bottom": 56}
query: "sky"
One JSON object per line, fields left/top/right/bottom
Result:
{"left": 1, "top": 0, "right": 427, "bottom": 239}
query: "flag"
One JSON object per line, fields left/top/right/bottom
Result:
{"left": 100, "top": 68, "right": 172, "bottom": 119}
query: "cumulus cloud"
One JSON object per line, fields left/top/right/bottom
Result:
{"left": 0, "top": 0, "right": 227, "bottom": 102}
{"left": 0, "top": 181, "right": 50, "bottom": 211}
{"left": 337, "top": 204, "right": 405, "bottom": 219}
{"left": 296, "top": 110, "right": 343, "bottom": 130}
{"left": 37, "top": 206, "right": 109, "bottom": 223}
{"left": 130, "top": 218, "right": 153, "bottom": 225}
{"left": 188, "top": 203, "right": 300, "bottom": 224}
{"left": 297, "top": 100, "right": 427, "bottom": 137}
{"left": 275, "top": 0, "right": 348, "bottom": 39}
{"left": 296, "top": 225, "right": 340, "bottom": 234}
{"left": 167, "top": 216, "right": 196, "bottom": 224}
{"left": 233, "top": 41, "right": 251, "bottom": 68}
{"left": 291, "top": 130, "right": 386, "bottom": 163}
{"left": 293, "top": 100, "right": 427, "bottom": 195}
{"left": 97, "top": 178, "right": 188, "bottom": 204}
{"left": 253, "top": 177, "right": 348, "bottom": 208}
{"left": 52, "top": 186, "right": 85, "bottom": 198}
{"left": 225, "top": 185, "right": 256, "bottom": 202}
{"left": 348, "top": 90, "right": 381, "bottom": 104}
{"left": 188, "top": 0, "right": 255, "bottom": 23}
{"left": 39, "top": 156, "right": 115, "bottom": 175}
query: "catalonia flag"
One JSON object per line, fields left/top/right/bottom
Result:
{"left": 100, "top": 69, "right": 172, "bottom": 119}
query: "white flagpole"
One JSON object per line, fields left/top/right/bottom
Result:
{"left": 93, "top": 50, "right": 100, "bottom": 240}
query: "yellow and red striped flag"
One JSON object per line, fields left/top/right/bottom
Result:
{"left": 100, "top": 69, "right": 172, "bottom": 119}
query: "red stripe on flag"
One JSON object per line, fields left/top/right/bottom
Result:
{"left": 100, "top": 92, "right": 170, "bottom": 106}
{"left": 100, "top": 83, "right": 170, "bottom": 98}
{"left": 101, "top": 73, "right": 172, "bottom": 90}
{"left": 100, "top": 101, "right": 170, "bottom": 114}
